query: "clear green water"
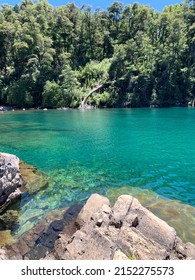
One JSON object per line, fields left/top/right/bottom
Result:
{"left": 0, "top": 108, "right": 195, "bottom": 240}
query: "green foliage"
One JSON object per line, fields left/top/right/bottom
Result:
{"left": 42, "top": 80, "right": 61, "bottom": 108}
{"left": 0, "top": 1, "right": 194, "bottom": 108}
{"left": 79, "top": 59, "right": 110, "bottom": 87}
{"left": 42, "top": 64, "right": 80, "bottom": 108}
{"left": 7, "top": 79, "right": 33, "bottom": 107}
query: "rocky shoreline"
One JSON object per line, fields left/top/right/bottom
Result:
{"left": 0, "top": 153, "right": 195, "bottom": 260}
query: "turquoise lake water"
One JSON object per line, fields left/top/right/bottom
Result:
{"left": 0, "top": 108, "right": 195, "bottom": 239}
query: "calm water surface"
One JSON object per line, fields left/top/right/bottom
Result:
{"left": 0, "top": 108, "right": 195, "bottom": 240}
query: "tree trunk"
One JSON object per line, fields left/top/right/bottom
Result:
{"left": 80, "top": 84, "right": 105, "bottom": 108}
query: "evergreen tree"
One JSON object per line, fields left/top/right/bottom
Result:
{"left": 0, "top": 1, "right": 194, "bottom": 108}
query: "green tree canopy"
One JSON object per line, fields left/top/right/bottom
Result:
{"left": 0, "top": 1, "right": 194, "bottom": 108}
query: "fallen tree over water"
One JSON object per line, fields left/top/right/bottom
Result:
{"left": 80, "top": 82, "right": 111, "bottom": 109}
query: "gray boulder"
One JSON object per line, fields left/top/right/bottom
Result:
{"left": 0, "top": 153, "right": 23, "bottom": 212}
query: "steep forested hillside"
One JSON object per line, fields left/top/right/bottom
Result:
{"left": 0, "top": 0, "right": 194, "bottom": 108}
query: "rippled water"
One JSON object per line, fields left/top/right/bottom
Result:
{"left": 0, "top": 108, "right": 195, "bottom": 242}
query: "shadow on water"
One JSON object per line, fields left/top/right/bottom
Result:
{"left": 25, "top": 204, "right": 83, "bottom": 260}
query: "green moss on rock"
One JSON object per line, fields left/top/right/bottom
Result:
{"left": 19, "top": 161, "right": 49, "bottom": 194}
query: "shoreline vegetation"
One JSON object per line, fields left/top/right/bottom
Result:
{"left": 0, "top": 105, "right": 195, "bottom": 114}
{"left": 0, "top": 1, "right": 195, "bottom": 109}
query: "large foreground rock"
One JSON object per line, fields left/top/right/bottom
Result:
{"left": 0, "top": 194, "right": 195, "bottom": 260}
{"left": 53, "top": 194, "right": 195, "bottom": 260}
{"left": 0, "top": 153, "right": 23, "bottom": 213}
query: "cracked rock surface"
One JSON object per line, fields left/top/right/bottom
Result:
{"left": 51, "top": 194, "right": 195, "bottom": 260}
{"left": 1, "top": 193, "right": 195, "bottom": 260}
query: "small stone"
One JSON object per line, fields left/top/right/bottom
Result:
{"left": 113, "top": 250, "right": 129, "bottom": 260}
{"left": 0, "top": 248, "right": 8, "bottom": 260}
{"left": 101, "top": 204, "right": 111, "bottom": 214}
{"left": 124, "top": 214, "right": 139, "bottom": 227}
{"left": 185, "top": 242, "right": 195, "bottom": 259}
{"left": 175, "top": 243, "right": 186, "bottom": 257}
{"left": 52, "top": 221, "right": 64, "bottom": 231}
{"left": 96, "top": 219, "right": 103, "bottom": 227}
{"left": 178, "top": 253, "right": 185, "bottom": 259}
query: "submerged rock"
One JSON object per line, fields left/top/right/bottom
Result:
{"left": 0, "top": 230, "right": 13, "bottom": 247}
{"left": 19, "top": 161, "right": 48, "bottom": 194}
{"left": 0, "top": 210, "right": 19, "bottom": 229}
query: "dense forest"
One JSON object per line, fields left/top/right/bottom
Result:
{"left": 0, "top": 0, "right": 195, "bottom": 108}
